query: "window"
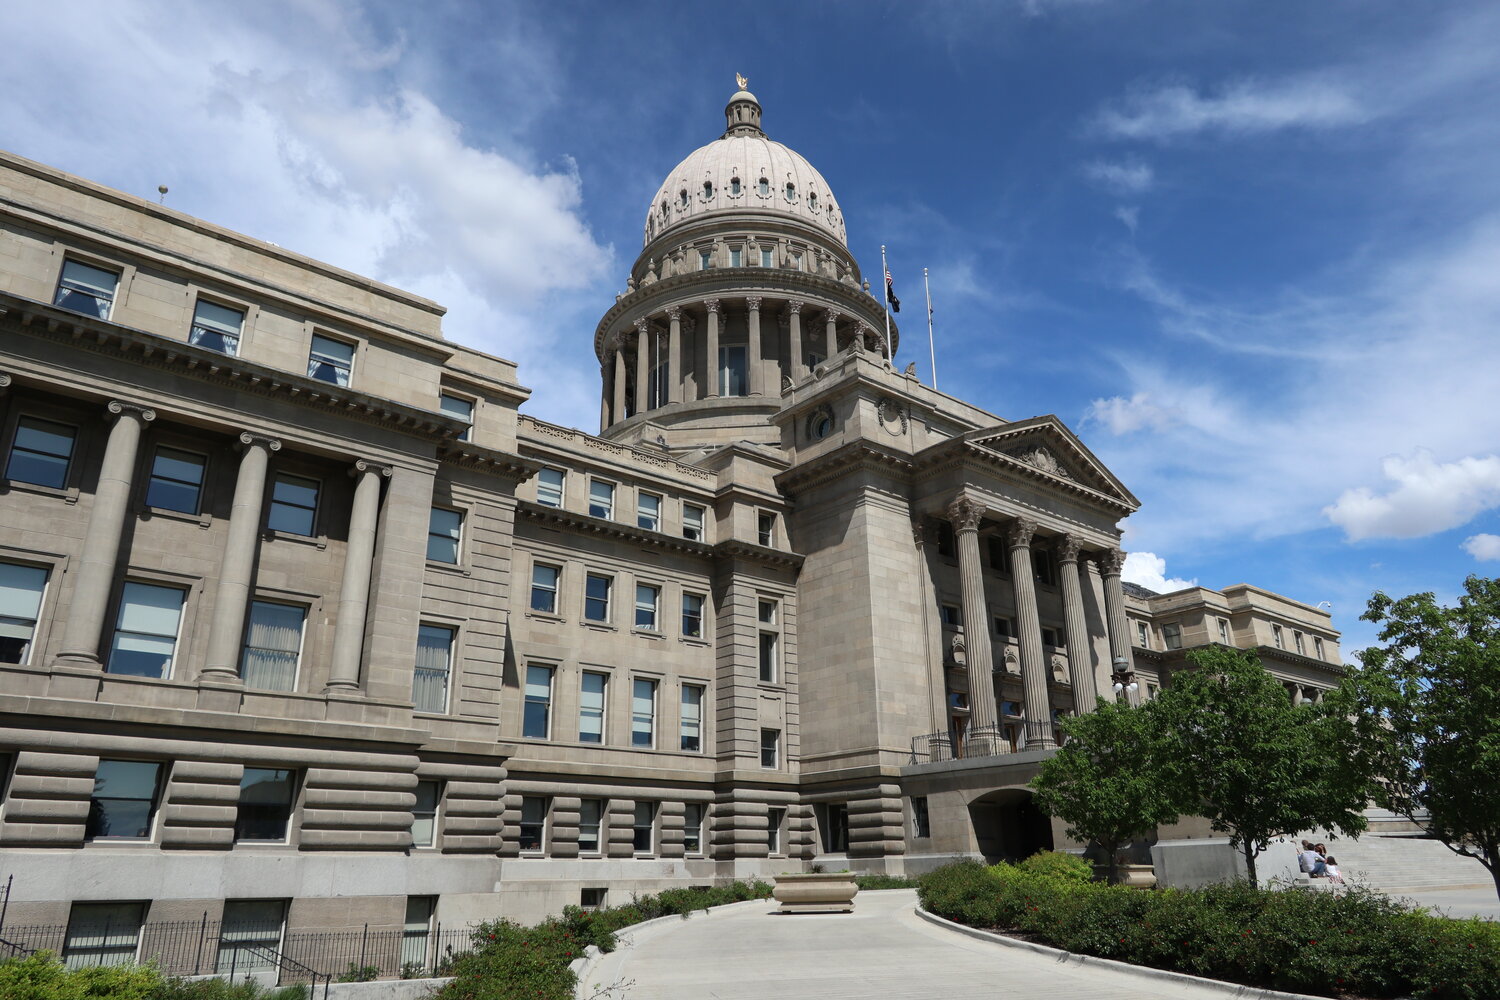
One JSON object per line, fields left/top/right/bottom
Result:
{"left": 760, "top": 728, "right": 780, "bottom": 769}
{"left": 234, "top": 768, "right": 296, "bottom": 842}
{"left": 1034, "top": 550, "right": 1056, "bottom": 586}
{"left": 267, "top": 474, "right": 318, "bottom": 536}
{"left": 580, "top": 888, "right": 607, "bottom": 911}
{"left": 680, "top": 684, "right": 703, "bottom": 752}
{"left": 401, "top": 897, "right": 436, "bottom": 973}
{"left": 760, "top": 247, "right": 773, "bottom": 267}
{"left": 809, "top": 192, "right": 819, "bottom": 210}
{"left": 142, "top": 446, "right": 207, "bottom": 514}
{"left": 791, "top": 250, "right": 804, "bottom": 271}
{"left": 820, "top": 803, "right": 848, "bottom": 853}
{"left": 1272, "top": 623, "right": 1284, "bottom": 649}
{"left": 632, "top": 678, "right": 657, "bottom": 748}
{"left": 632, "top": 801, "right": 655, "bottom": 853}
{"left": 589, "top": 479, "right": 615, "bottom": 519}
{"left": 580, "top": 671, "right": 606, "bottom": 744}
{"left": 730, "top": 177, "right": 742, "bottom": 196}
{"left": 936, "top": 522, "right": 956, "bottom": 557}
{"left": 730, "top": 246, "right": 742, "bottom": 267}
{"left": 86, "top": 760, "right": 162, "bottom": 840}
{"left": 758, "top": 177, "right": 770, "bottom": 196}
{"left": 698, "top": 249, "right": 712, "bottom": 270}
{"left": 536, "top": 467, "right": 564, "bottom": 507}
{"left": 440, "top": 393, "right": 474, "bottom": 441}
{"left": 635, "top": 583, "right": 660, "bottom": 630}
{"left": 911, "top": 796, "right": 930, "bottom": 839}
{"left": 987, "top": 537, "right": 1008, "bottom": 572}
{"left": 413, "top": 624, "right": 454, "bottom": 714}
{"left": 703, "top": 180, "right": 714, "bottom": 199}
{"left": 767, "top": 807, "right": 785, "bottom": 854}
{"left": 757, "top": 512, "right": 776, "bottom": 547}
{"left": 718, "top": 345, "right": 748, "bottom": 397}
{"left": 411, "top": 780, "right": 440, "bottom": 848}
{"left": 683, "top": 802, "right": 704, "bottom": 854}
{"left": 758, "top": 600, "right": 779, "bottom": 683}
{"left": 107, "top": 582, "right": 185, "bottom": 678}
{"left": 1135, "top": 621, "right": 1150, "bottom": 648}
{"left": 530, "top": 563, "right": 560, "bottom": 614}
{"left": 584, "top": 573, "right": 612, "bottom": 622}
{"left": 1294, "top": 630, "right": 1306, "bottom": 654}
{"left": 7, "top": 416, "right": 76, "bottom": 489}
{"left": 1218, "top": 617, "right": 1231, "bottom": 644}
{"left": 215, "top": 899, "right": 287, "bottom": 977}
{"left": 785, "top": 182, "right": 797, "bottom": 201}
{"left": 1041, "top": 627, "right": 1060, "bottom": 647}
{"left": 63, "top": 902, "right": 144, "bottom": 969}
{"left": 188, "top": 299, "right": 245, "bottom": 355}
{"left": 682, "top": 592, "right": 704, "bottom": 638}
{"left": 307, "top": 334, "right": 354, "bottom": 385}
{"left": 578, "top": 799, "right": 603, "bottom": 853}
{"left": 427, "top": 507, "right": 462, "bottom": 563}
{"left": 637, "top": 492, "right": 661, "bottom": 530}
{"left": 519, "top": 796, "right": 547, "bottom": 851}
{"left": 1162, "top": 623, "right": 1182, "bottom": 650}
{"left": 940, "top": 604, "right": 962, "bottom": 628}
{"left": 993, "top": 616, "right": 1012, "bottom": 640}
{"left": 523, "top": 664, "right": 554, "bottom": 739}
{"left": 54, "top": 260, "right": 121, "bottom": 319}
{"left": 0, "top": 561, "right": 48, "bottom": 664}
{"left": 679, "top": 188, "right": 689, "bottom": 208}
{"left": 241, "top": 601, "right": 305, "bottom": 691}
{"left": 1314, "top": 637, "right": 1325, "bottom": 660}
{"left": 682, "top": 503, "right": 705, "bottom": 541}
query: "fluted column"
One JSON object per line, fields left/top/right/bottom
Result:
{"left": 634, "top": 318, "right": 651, "bottom": 414}
{"left": 1098, "top": 548, "right": 1137, "bottom": 705}
{"left": 703, "top": 299, "right": 721, "bottom": 398}
{"left": 787, "top": 299, "right": 805, "bottom": 381}
{"left": 666, "top": 306, "right": 682, "bottom": 405}
{"left": 55, "top": 400, "right": 156, "bottom": 668}
{"left": 599, "top": 365, "right": 609, "bottom": 434}
{"left": 326, "top": 460, "right": 389, "bottom": 693}
{"left": 824, "top": 308, "right": 839, "bottom": 360}
{"left": 745, "top": 296, "right": 763, "bottom": 396}
{"left": 1056, "top": 535, "right": 1100, "bottom": 715}
{"left": 1007, "top": 517, "right": 1056, "bottom": 750}
{"left": 947, "top": 497, "right": 997, "bottom": 733}
{"left": 200, "top": 433, "right": 281, "bottom": 684}
{"left": 611, "top": 340, "right": 627, "bottom": 423}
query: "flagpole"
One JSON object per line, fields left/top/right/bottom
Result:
{"left": 924, "top": 267, "right": 937, "bottom": 390}
{"left": 880, "top": 244, "right": 894, "bottom": 362}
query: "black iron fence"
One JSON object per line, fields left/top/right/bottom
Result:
{"left": 910, "top": 724, "right": 1015, "bottom": 763}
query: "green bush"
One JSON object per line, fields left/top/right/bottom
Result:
{"left": 853, "top": 874, "right": 919, "bottom": 890}
{"left": 1014, "top": 851, "right": 1093, "bottom": 884}
{"left": 917, "top": 861, "right": 1500, "bottom": 1000}
{"left": 0, "top": 953, "right": 307, "bottom": 1000}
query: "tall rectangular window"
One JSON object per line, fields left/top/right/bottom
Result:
{"left": 1272, "top": 623, "right": 1284, "bottom": 648}
{"left": 698, "top": 249, "right": 711, "bottom": 270}
{"left": 62, "top": 902, "right": 144, "bottom": 969}
{"left": 536, "top": 467, "right": 564, "bottom": 507}
{"left": 1135, "top": 621, "right": 1150, "bottom": 648}
{"left": 758, "top": 600, "right": 779, "bottom": 683}
{"left": 401, "top": 896, "right": 436, "bottom": 973}
{"left": 682, "top": 503, "right": 705, "bottom": 541}
{"left": 680, "top": 684, "right": 703, "bottom": 752}
{"left": 413, "top": 624, "right": 454, "bottom": 715}
{"left": 1034, "top": 550, "right": 1057, "bottom": 586}
{"left": 729, "top": 246, "right": 742, "bottom": 267}
{"left": 189, "top": 299, "right": 245, "bottom": 356}
{"left": 992, "top": 616, "right": 1011, "bottom": 639}
{"left": 427, "top": 507, "right": 462, "bottom": 563}
{"left": 0, "top": 561, "right": 49, "bottom": 665}
{"left": 579, "top": 671, "right": 607, "bottom": 744}
{"left": 411, "top": 780, "right": 440, "bottom": 848}
{"left": 215, "top": 900, "right": 287, "bottom": 978}
{"left": 1162, "top": 623, "right": 1182, "bottom": 650}
{"left": 86, "top": 760, "right": 162, "bottom": 840}
{"left": 940, "top": 604, "right": 961, "bottom": 628}
{"left": 7, "top": 416, "right": 76, "bottom": 489}
{"left": 635, "top": 583, "right": 659, "bottom": 630}
{"left": 1218, "top": 617, "right": 1231, "bottom": 644}
{"left": 530, "top": 563, "right": 560, "bottom": 614}
{"left": 637, "top": 492, "right": 661, "bottom": 530}
{"left": 584, "top": 574, "right": 611, "bottom": 622}
{"left": 107, "top": 582, "right": 186, "bottom": 678}
{"left": 632, "top": 678, "right": 657, "bottom": 748}
{"left": 440, "top": 393, "right": 474, "bottom": 441}
{"left": 241, "top": 600, "right": 305, "bottom": 692}
{"left": 53, "top": 260, "right": 119, "bottom": 319}
{"left": 588, "top": 479, "right": 615, "bottom": 519}
{"left": 234, "top": 768, "right": 296, "bottom": 842}
{"left": 911, "top": 796, "right": 931, "bottom": 839}
{"left": 821, "top": 803, "right": 849, "bottom": 853}
{"left": 578, "top": 799, "right": 603, "bottom": 853}
{"left": 1294, "top": 630, "right": 1306, "bottom": 654}
{"left": 267, "top": 474, "right": 318, "bottom": 536}
{"left": 683, "top": 802, "right": 703, "bottom": 854}
{"left": 146, "top": 447, "right": 206, "bottom": 514}
{"left": 760, "top": 247, "right": 773, "bottom": 267}
{"left": 307, "top": 334, "right": 354, "bottom": 385}
{"left": 632, "top": 801, "right": 656, "bottom": 853}
{"left": 767, "top": 807, "right": 785, "bottom": 854}
{"left": 1314, "top": 637, "right": 1325, "bottom": 660}
{"left": 681, "top": 592, "right": 704, "bottom": 638}
{"left": 757, "top": 512, "right": 776, "bottom": 547}
{"left": 518, "top": 796, "right": 547, "bottom": 851}
{"left": 523, "top": 664, "right": 554, "bottom": 739}
{"left": 760, "top": 728, "right": 780, "bottom": 769}
{"left": 719, "top": 345, "right": 748, "bottom": 397}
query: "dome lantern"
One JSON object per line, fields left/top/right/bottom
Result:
{"left": 724, "top": 73, "right": 763, "bottom": 137}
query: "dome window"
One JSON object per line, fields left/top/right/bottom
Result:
{"left": 785, "top": 182, "right": 797, "bottom": 202}
{"left": 808, "top": 192, "right": 818, "bottom": 210}
{"left": 730, "top": 176, "right": 742, "bottom": 196}
{"left": 679, "top": 189, "right": 689, "bottom": 209}
{"left": 660, "top": 201, "right": 668, "bottom": 219}
{"left": 758, "top": 177, "right": 770, "bottom": 197}
{"left": 703, "top": 180, "right": 714, "bottom": 200}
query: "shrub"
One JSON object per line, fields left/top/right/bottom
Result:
{"left": 0, "top": 953, "right": 308, "bottom": 1000}
{"left": 853, "top": 874, "right": 919, "bottom": 890}
{"left": 1015, "top": 851, "right": 1093, "bottom": 884}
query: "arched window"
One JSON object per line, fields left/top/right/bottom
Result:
{"left": 660, "top": 201, "right": 668, "bottom": 219}
{"left": 758, "top": 177, "right": 770, "bottom": 197}
{"left": 703, "top": 181, "right": 714, "bottom": 199}
{"left": 785, "top": 182, "right": 796, "bottom": 202}
{"left": 679, "top": 189, "right": 688, "bottom": 208}
{"left": 730, "top": 177, "right": 742, "bottom": 196}
{"left": 808, "top": 192, "right": 818, "bottom": 211}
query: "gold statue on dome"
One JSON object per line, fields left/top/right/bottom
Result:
{"left": 736, "top": 73, "right": 748, "bottom": 90}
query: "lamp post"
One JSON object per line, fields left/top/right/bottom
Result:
{"left": 1111, "top": 656, "right": 1139, "bottom": 705}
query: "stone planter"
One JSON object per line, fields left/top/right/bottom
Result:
{"left": 771, "top": 872, "right": 859, "bottom": 913}
{"left": 1093, "top": 863, "right": 1158, "bottom": 889}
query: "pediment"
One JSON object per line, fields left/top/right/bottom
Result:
{"left": 964, "top": 416, "right": 1140, "bottom": 510}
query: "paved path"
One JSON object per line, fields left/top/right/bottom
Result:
{"left": 1397, "top": 886, "right": 1500, "bottom": 921}
{"left": 581, "top": 889, "right": 1241, "bottom": 1000}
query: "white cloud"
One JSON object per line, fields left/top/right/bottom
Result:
{"left": 1324, "top": 451, "right": 1500, "bottom": 541}
{"left": 1113, "top": 205, "right": 1140, "bottom": 232}
{"left": 1081, "top": 158, "right": 1154, "bottom": 195}
{"left": 1123, "top": 552, "right": 1197, "bottom": 594}
{"left": 1085, "top": 391, "right": 1176, "bottom": 434}
{"left": 1092, "top": 77, "right": 1370, "bottom": 141}
{"left": 1462, "top": 534, "right": 1500, "bottom": 561}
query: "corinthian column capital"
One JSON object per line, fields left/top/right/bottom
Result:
{"left": 786, "top": 298, "right": 803, "bottom": 315}
{"left": 745, "top": 295, "right": 763, "bottom": 312}
{"left": 1006, "top": 517, "right": 1039, "bottom": 549}
{"left": 1056, "top": 533, "right": 1083, "bottom": 564}
{"left": 703, "top": 298, "right": 722, "bottom": 314}
{"left": 1098, "top": 547, "right": 1127, "bottom": 576}
{"left": 666, "top": 305, "right": 682, "bottom": 322}
{"left": 946, "top": 496, "right": 986, "bottom": 532}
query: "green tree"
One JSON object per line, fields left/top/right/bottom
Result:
{"left": 1340, "top": 576, "right": 1500, "bottom": 901}
{"left": 1153, "top": 645, "right": 1373, "bottom": 885}
{"left": 1030, "top": 699, "right": 1184, "bottom": 884}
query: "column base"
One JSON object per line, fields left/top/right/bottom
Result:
{"left": 46, "top": 663, "right": 104, "bottom": 700}
{"left": 196, "top": 681, "right": 244, "bottom": 713}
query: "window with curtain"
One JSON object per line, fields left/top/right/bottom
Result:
{"left": 240, "top": 601, "right": 304, "bottom": 692}
{"left": 631, "top": 678, "right": 656, "bottom": 748}
{"left": 637, "top": 492, "right": 661, "bottom": 530}
{"left": 682, "top": 504, "right": 704, "bottom": 541}
{"left": 634, "top": 584, "right": 659, "bottom": 630}
{"left": 683, "top": 802, "right": 703, "bottom": 854}
{"left": 189, "top": 299, "right": 245, "bottom": 356}
{"left": 412, "top": 624, "right": 454, "bottom": 714}
{"left": 411, "top": 780, "right": 440, "bottom": 847}
{"left": 680, "top": 684, "right": 702, "bottom": 752}
{"left": 579, "top": 671, "right": 606, "bottom": 743}
{"left": 107, "top": 582, "right": 186, "bottom": 678}
{"left": 400, "top": 897, "right": 436, "bottom": 972}
{"left": 588, "top": 480, "right": 614, "bottom": 519}
{"left": 0, "top": 561, "right": 48, "bottom": 665}
{"left": 536, "top": 467, "right": 564, "bottom": 507}
{"left": 307, "top": 334, "right": 354, "bottom": 385}
{"left": 519, "top": 796, "right": 547, "bottom": 851}
{"left": 7, "top": 416, "right": 76, "bottom": 489}
{"left": 62, "top": 902, "right": 144, "bottom": 969}
{"left": 215, "top": 900, "right": 285, "bottom": 977}
{"left": 681, "top": 593, "right": 703, "bottom": 638}
{"left": 53, "top": 260, "right": 119, "bottom": 319}
{"left": 530, "top": 563, "right": 560, "bottom": 613}
{"left": 524, "top": 664, "right": 553, "bottom": 739}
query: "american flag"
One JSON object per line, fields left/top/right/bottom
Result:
{"left": 884, "top": 267, "right": 901, "bottom": 313}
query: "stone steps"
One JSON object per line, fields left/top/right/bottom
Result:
{"left": 1297, "top": 831, "right": 1493, "bottom": 891}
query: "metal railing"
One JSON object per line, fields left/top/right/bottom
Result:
{"left": 910, "top": 724, "right": 1016, "bottom": 763}
{"left": 223, "top": 941, "right": 331, "bottom": 999}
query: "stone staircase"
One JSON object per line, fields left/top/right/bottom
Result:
{"left": 1294, "top": 831, "right": 1494, "bottom": 892}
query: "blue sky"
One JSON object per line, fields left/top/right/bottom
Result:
{"left": 4, "top": 1, "right": 1499, "bottom": 651}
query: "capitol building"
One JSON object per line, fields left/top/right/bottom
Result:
{"left": 0, "top": 83, "right": 1343, "bottom": 961}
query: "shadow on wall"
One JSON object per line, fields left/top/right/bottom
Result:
{"left": 969, "top": 788, "right": 1053, "bottom": 863}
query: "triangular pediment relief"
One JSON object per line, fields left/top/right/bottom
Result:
{"left": 962, "top": 416, "right": 1140, "bottom": 509}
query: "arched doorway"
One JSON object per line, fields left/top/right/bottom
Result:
{"left": 968, "top": 789, "right": 1053, "bottom": 863}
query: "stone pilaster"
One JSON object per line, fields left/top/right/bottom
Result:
{"left": 913, "top": 520, "right": 948, "bottom": 736}
{"left": 1007, "top": 517, "right": 1056, "bottom": 750}
{"left": 786, "top": 299, "right": 805, "bottom": 382}
{"left": 823, "top": 308, "right": 839, "bottom": 362}
{"left": 745, "top": 296, "right": 763, "bottom": 396}
{"left": 633, "top": 318, "right": 651, "bottom": 414}
{"left": 666, "top": 306, "right": 682, "bottom": 405}
{"left": 704, "top": 299, "right": 721, "bottom": 398}
{"left": 1099, "top": 547, "right": 1137, "bottom": 705}
{"left": 325, "top": 459, "right": 389, "bottom": 694}
{"left": 612, "top": 340, "right": 627, "bottom": 423}
{"left": 947, "top": 496, "right": 997, "bottom": 732}
{"left": 1056, "top": 534, "right": 1100, "bottom": 715}
{"left": 598, "top": 364, "right": 609, "bottom": 434}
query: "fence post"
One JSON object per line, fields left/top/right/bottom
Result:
{"left": 230, "top": 942, "right": 239, "bottom": 981}
{"left": 432, "top": 920, "right": 440, "bottom": 976}
{"left": 194, "top": 911, "right": 207, "bottom": 976}
{"left": 0, "top": 874, "right": 11, "bottom": 936}
{"left": 359, "top": 922, "right": 368, "bottom": 971}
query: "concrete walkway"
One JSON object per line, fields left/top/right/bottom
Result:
{"left": 581, "top": 889, "right": 1248, "bottom": 1000}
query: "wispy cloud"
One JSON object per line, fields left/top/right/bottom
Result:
{"left": 1081, "top": 158, "right": 1154, "bottom": 195}
{"left": 1091, "top": 76, "right": 1370, "bottom": 141}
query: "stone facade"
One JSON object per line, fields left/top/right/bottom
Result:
{"left": 0, "top": 84, "right": 1342, "bottom": 948}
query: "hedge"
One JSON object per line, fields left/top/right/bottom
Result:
{"left": 0, "top": 953, "right": 307, "bottom": 1000}
{"left": 917, "top": 859, "right": 1500, "bottom": 1000}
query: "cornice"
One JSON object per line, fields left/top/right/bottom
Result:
{"left": 775, "top": 439, "right": 916, "bottom": 497}
{"left": 914, "top": 441, "right": 1138, "bottom": 517}
{"left": 517, "top": 498, "right": 713, "bottom": 557}
{"left": 711, "top": 539, "right": 804, "bottom": 570}
{"left": 438, "top": 441, "right": 542, "bottom": 482}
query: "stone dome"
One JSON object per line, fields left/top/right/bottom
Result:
{"left": 643, "top": 87, "right": 847, "bottom": 247}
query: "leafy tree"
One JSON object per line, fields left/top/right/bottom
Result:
{"left": 1030, "top": 699, "right": 1184, "bottom": 884}
{"left": 1152, "top": 645, "right": 1373, "bottom": 885}
{"left": 1339, "top": 576, "right": 1500, "bottom": 901}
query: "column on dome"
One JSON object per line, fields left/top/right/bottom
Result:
{"left": 1006, "top": 517, "right": 1057, "bottom": 751}
{"left": 612, "top": 338, "right": 627, "bottom": 423}
{"left": 1098, "top": 548, "right": 1137, "bottom": 705}
{"left": 745, "top": 296, "right": 763, "bottom": 396}
{"left": 666, "top": 306, "right": 683, "bottom": 405}
{"left": 599, "top": 363, "right": 609, "bottom": 433}
{"left": 787, "top": 299, "right": 805, "bottom": 381}
{"left": 703, "top": 299, "right": 721, "bottom": 398}
{"left": 1056, "top": 535, "right": 1101, "bottom": 714}
{"left": 947, "top": 496, "right": 998, "bottom": 735}
{"left": 200, "top": 433, "right": 281, "bottom": 686}
{"left": 326, "top": 460, "right": 389, "bottom": 693}
{"left": 823, "top": 308, "right": 839, "bottom": 363}
{"left": 633, "top": 318, "right": 651, "bottom": 414}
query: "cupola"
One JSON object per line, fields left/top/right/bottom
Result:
{"left": 724, "top": 73, "right": 763, "bottom": 137}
